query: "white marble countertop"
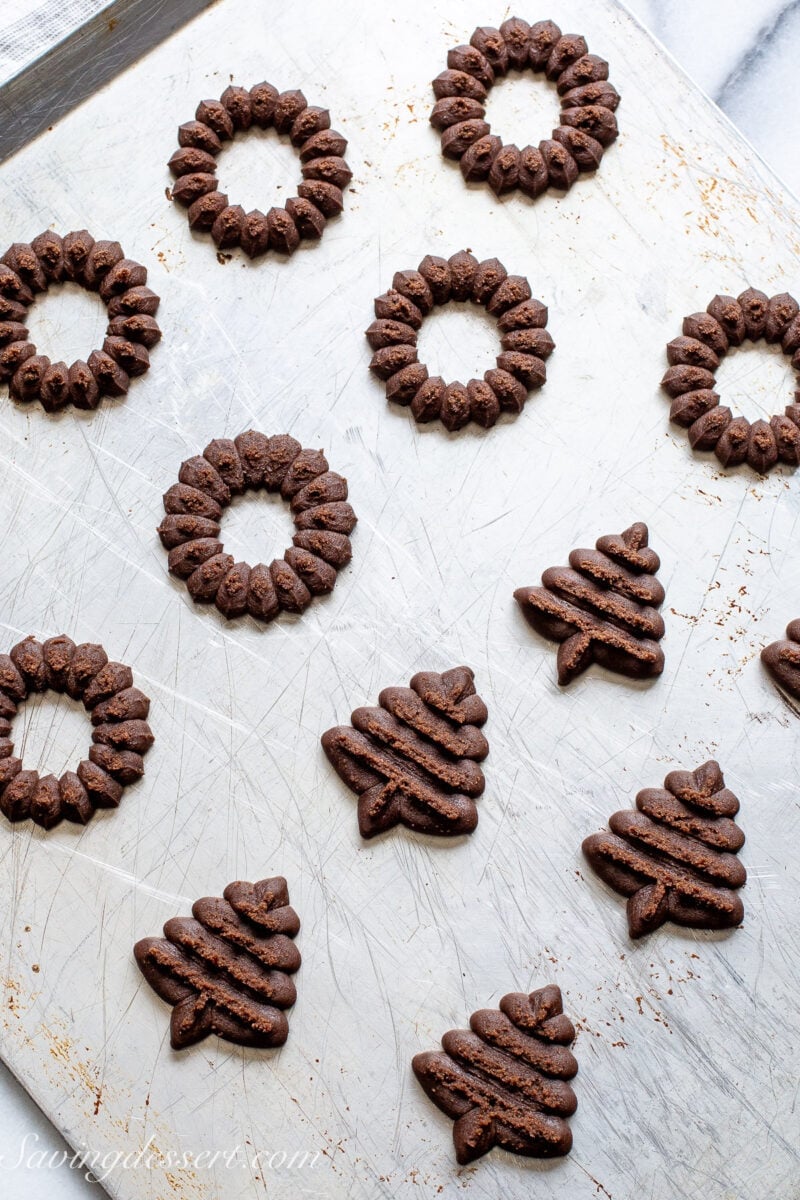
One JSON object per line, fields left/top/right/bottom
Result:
{"left": 625, "top": 0, "right": 800, "bottom": 196}
{"left": 0, "top": 1, "right": 797, "bottom": 1197}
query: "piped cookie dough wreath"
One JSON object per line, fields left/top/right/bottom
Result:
{"left": 158, "top": 432, "right": 356, "bottom": 623}
{"left": 661, "top": 289, "right": 800, "bottom": 473}
{"left": 367, "top": 251, "right": 554, "bottom": 431}
{"left": 0, "top": 635, "right": 154, "bottom": 830}
{"left": 430, "top": 17, "right": 620, "bottom": 197}
{"left": 168, "top": 82, "right": 352, "bottom": 258}
{"left": 0, "top": 231, "right": 160, "bottom": 411}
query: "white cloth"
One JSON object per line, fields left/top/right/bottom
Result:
{"left": 0, "top": 0, "right": 110, "bottom": 80}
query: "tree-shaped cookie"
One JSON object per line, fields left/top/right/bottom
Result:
{"left": 321, "top": 666, "right": 488, "bottom": 838}
{"left": 412, "top": 985, "right": 578, "bottom": 1164}
{"left": 582, "top": 760, "right": 746, "bottom": 938}
{"left": 761, "top": 619, "right": 800, "bottom": 703}
{"left": 514, "top": 521, "right": 665, "bottom": 684}
{"left": 134, "top": 876, "right": 300, "bottom": 1049}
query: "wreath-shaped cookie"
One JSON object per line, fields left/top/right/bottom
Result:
{"left": 168, "top": 83, "right": 352, "bottom": 258}
{"left": 661, "top": 290, "right": 800, "bottom": 472}
{"left": 0, "top": 231, "right": 160, "bottom": 411}
{"left": 430, "top": 17, "right": 619, "bottom": 198}
{"left": 0, "top": 635, "right": 153, "bottom": 829}
{"left": 367, "top": 251, "right": 554, "bottom": 430}
{"left": 158, "top": 432, "right": 356, "bottom": 621}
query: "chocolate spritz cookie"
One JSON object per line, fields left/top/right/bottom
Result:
{"left": 662, "top": 290, "right": 800, "bottom": 471}
{"left": 514, "top": 522, "right": 665, "bottom": 684}
{"left": 135, "top": 876, "right": 300, "bottom": 1049}
{"left": 0, "top": 231, "right": 160, "bottom": 411}
{"left": 367, "top": 252, "right": 553, "bottom": 430}
{"left": 413, "top": 984, "right": 578, "bottom": 1163}
{"left": 583, "top": 760, "right": 746, "bottom": 938}
{"left": 169, "top": 82, "right": 351, "bottom": 258}
{"left": 431, "top": 18, "right": 619, "bottom": 198}
{"left": 159, "top": 432, "right": 356, "bottom": 622}
{"left": 761, "top": 620, "right": 800, "bottom": 704}
{"left": 0, "top": 635, "right": 153, "bottom": 828}
{"left": 322, "top": 666, "right": 488, "bottom": 838}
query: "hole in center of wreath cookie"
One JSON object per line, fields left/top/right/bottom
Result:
{"left": 23, "top": 282, "right": 109, "bottom": 367}
{"left": 416, "top": 302, "right": 502, "bottom": 382}
{"left": 215, "top": 128, "right": 303, "bottom": 213}
{"left": 714, "top": 341, "right": 796, "bottom": 423}
{"left": 13, "top": 690, "right": 90, "bottom": 779}
{"left": 220, "top": 489, "right": 296, "bottom": 565}
{"left": 484, "top": 70, "right": 561, "bottom": 149}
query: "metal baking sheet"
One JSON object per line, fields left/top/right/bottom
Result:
{"left": 0, "top": 1, "right": 798, "bottom": 1198}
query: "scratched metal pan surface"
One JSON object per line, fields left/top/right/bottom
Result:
{"left": 0, "top": 0, "right": 798, "bottom": 1197}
